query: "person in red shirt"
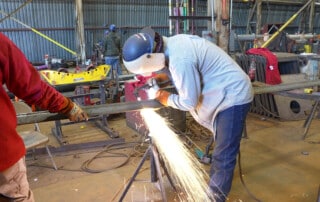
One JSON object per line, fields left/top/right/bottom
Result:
{"left": 0, "top": 32, "right": 88, "bottom": 201}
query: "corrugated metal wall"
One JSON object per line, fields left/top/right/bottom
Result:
{"left": 0, "top": 0, "right": 207, "bottom": 62}
{"left": 232, "top": 2, "right": 320, "bottom": 35}
{"left": 1, "top": 0, "right": 320, "bottom": 62}
{"left": 1, "top": 0, "right": 77, "bottom": 62}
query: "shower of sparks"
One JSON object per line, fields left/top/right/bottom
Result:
{"left": 141, "top": 108, "right": 213, "bottom": 201}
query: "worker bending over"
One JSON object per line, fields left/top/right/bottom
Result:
{"left": 122, "top": 27, "right": 253, "bottom": 202}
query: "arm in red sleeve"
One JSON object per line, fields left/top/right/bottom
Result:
{"left": 0, "top": 33, "right": 72, "bottom": 114}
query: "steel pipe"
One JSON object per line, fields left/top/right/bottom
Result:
{"left": 254, "top": 79, "right": 320, "bottom": 94}
{"left": 235, "top": 34, "right": 315, "bottom": 41}
{"left": 17, "top": 79, "right": 320, "bottom": 125}
{"left": 17, "top": 100, "right": 162, "bottom": 125}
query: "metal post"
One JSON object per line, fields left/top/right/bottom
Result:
{"left": 256, "top": 0, "right": 262, "bottom": 35}
{"left": 75, "top": 0, "right": 86, "bottom": 63}
{"left": 302, "top": 100, "right": 319, "bottom": 140}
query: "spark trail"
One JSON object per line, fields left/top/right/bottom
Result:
{"left": 141, "top": 108, "right": 213, "bottom": 201}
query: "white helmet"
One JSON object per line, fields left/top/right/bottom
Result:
{"left": 122, "top": 27, "right": 165, "bottom": 75}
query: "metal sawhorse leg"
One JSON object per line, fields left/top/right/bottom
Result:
{"left": 302, "top": 100, "right": 320, "bottom": 140}
{"left": 118, "top": 137, "right": 176, "bottom": 202}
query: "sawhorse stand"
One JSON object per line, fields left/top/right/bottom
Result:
{"left": 52, "top": 80, "right": 119, "bottom": 145}
{"left": 118, "top": 137, "right": 176, "bottom": 202}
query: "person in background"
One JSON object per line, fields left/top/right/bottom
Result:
{"left": 122, "top": 27, "right": 253, "bottom": 202}
{"left": 104, "top": 24, "right": 122, "bottom": 78}
{"left": 0, "top": 32, "right": 88, "bottom": 202}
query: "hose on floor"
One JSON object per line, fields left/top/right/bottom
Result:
{"left": 238, "top": 150, "right": 262, "bottom": 202}
{"left": 80, "top": 141, "right": 145, "bottom": 173}
{"left": 28, "top": 140, "right": 148, "bottom": 173}
{"left": 317, "top": 184, "right": 320, "bottom": 202}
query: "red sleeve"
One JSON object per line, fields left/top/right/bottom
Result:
{"left": 0, "top": 33, "right": 68, "bottom": 113}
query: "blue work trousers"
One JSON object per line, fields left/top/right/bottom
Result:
{"left": 209, "top": 103, "right": 251, "bottom": 202}
{"left": 105, "top": 56, "right": 122, "bottom": 77}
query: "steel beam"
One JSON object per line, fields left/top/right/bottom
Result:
{"left": 254, "top": 79, "right": 320, "bottom": 94}
{"left": 235, "top": 34, "right": 315, "bottom": 41}
{"left": 17, "top": 79, "right": 320, "bottom": 125}
{"left": 17, "top": 100, "right": 162, "bottom": 125}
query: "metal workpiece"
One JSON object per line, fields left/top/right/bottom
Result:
{"left": 17, "top": 100, "right": 162, "bottom": 125}
{"left": 235, "top": 33, "right": 315, "bottom": 42}
{"left": 133, "top": 82, "right": 152, "bottom": 99}
{"left": 17, "top": 111, "right": 63, "bottom": 125}
{"left": 16, "top": 79, "right": 320, "bottom": 125}
{"left": 86, "top": 100, "right": 162, "bottom": 116}
{"left": 253, "top": 79, "right": 320, "bottom": 95}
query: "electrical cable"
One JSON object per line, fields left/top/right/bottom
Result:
{"left": 27, "top": 140, "right": 147, "bottom": 173}
{"left": 80, "top": 141, "right": 140, "bottom": 173}
{"left": 317, "top": 184, "right": 320, "bottom": 202}
{"left": 254, "top": 97, "right": 280, "bottom": 118}
{"left": 238, "top": 151, "right": 262, "bottom": 202}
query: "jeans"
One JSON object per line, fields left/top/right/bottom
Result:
{"left": 209, "top": 103, "right": 251, "bottom": 202}
{"left": 105, "top": 56, "right": 122, "bottom": 78}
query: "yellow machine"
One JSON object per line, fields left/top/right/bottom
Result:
{"left": 39, "top": 64, "right": 111, "bottom": 85}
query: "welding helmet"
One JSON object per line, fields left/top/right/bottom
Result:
{"left": 109, "top": 24, "right": 116, "bottom": 32}
{"left": 122, "top": 27, "right": 165, "bottom": 75}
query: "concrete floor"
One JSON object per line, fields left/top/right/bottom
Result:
{"left": 17, "top": 112, "right": 320, "bottom": 202}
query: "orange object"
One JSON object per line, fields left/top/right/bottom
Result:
{"left": 156, "top": 90, "right": 171, "bottom": 106}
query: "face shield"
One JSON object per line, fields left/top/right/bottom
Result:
{"left": 123, "top": 52, "right": 165, "bottom": 75}
{"left": 122, "top": 29, "right": 165, "bottom": 75}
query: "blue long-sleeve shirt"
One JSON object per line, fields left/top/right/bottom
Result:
{"left": 164, "top": 34, "right": 254, "bottom": 133}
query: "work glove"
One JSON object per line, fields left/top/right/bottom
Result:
{"left": 155, "top": 89, "right": 171, "bottom": 106}
{"left": 60, "top": 97, "right": 88, "bottom": 122}
{"left": 67, "top": 102, "right": 89, "bottom": 122}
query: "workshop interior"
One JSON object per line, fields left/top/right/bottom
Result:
{"left": 2, "top": 0, "right": 320, "bottom": 201}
